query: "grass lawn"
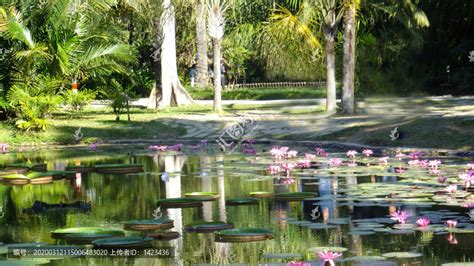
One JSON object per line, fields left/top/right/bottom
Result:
{"left": 187, "top": 86, "right": 328, "bottom": 100}
{"left": 0, "top": 108, "right": 189, "bottom": 145}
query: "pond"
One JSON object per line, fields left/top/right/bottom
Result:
{"left": 0, "top": 143, "right": 474, "bottom": 266}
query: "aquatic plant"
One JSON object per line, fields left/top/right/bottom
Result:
{"left": 315, "top": 147, "right": 328, "bottom": 157}
{"left": 395, "top": 152, "right": 406, "bottom": 160}
{"left": 328, "top": 158, "right": 342, "bottom": 167}
{"left": 305, "top": 153, "right": 316, "bottom": 160}
{"left": 362, "top": 149, "right": 373, "bottom": 157}
{"left": 287, "top": 262, "right": 310, "bottom": 266}
{"left": 390, "top": 210, "right": 410, "bottom": 224}
{"left": 346, "top": 150, "right": 358, "bottom": 158}
{"left": 437, "top": 176, "right": 447, "bottom": 184}
{"left": 268, "top": 165, "right": 281, "bottom": 175}
{"left": 445, "top": 185, "right": 457, "bottom": 194}
{"left": 318, "top": 251, "right": 342, "bottom": 266}
{"left": 379, "top": 157, "right": 389, "bottom": 165}
{"left": 446, "top": 220, "right": 457, "bottom": 228}
{"left": 416, "top": 217, "right": 431, "bottom": 227}
{"left": 298, "top": 159, "right": 311, "bottom": 168}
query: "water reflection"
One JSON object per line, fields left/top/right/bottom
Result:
{"left": 0, "top": 149, "right": 473, "bottom": 265}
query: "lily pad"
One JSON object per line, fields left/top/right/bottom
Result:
{"left": 215, "top": 228, "right": 273, "bottom": 242}
{"left": 274, "top": 192, "right": 318, "bottom": 201}
{"left": 51, "top": 227, "right": 123, "bottom": 240}
{"left": 382, "top": 252, "right": 423, "bottom": 258}
{"left": 307, "top": 246, "right": 348, "bottom": 253}
{"left": 157, "top": 198, "right": 203, "bottom": 208}
{"left": 185, "top": 222, "right": 234, "bottom": 233}
{"left": 124, "top": 218, "right": 174, "bottom": 231}
{"left": 94, "top": 164, "right": 144, "bottom": 174}
{"left": 250, "top": 191, "right": 274, "bottom": 198}
{"left": 226, "top": 198, "right": 259, "bottom": 206}
{"left": 262, "top": 253, "right": 303, "bottom": 259}
{"left": 92, "top": 237, "right": 153, "bottom": 249}
{"left": 185, "top": 192, "right": 220, "bottom": 201}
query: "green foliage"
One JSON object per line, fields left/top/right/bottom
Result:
{"left": 100, "top": 79, "right": 136, "bottom": 121}
{"left": 63, "top": 89, "right": 97, "bottom": 111}
{"left": 6, "top": 84, "right": 62, "bottom": 131}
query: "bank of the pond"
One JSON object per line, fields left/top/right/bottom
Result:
{"left": 0, "top": 96, "right": 473, "bottom": 152}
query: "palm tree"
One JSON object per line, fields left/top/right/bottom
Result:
{"left": 207, "top": 0, "right": 226, "bottom": 112}
{"left": 270, "top": 0, "right": 336, "bottom": 112}
{"left": 156, "top": 0, "right": 194, "bottom": 108}
{"left": 341, "top": 0, "right": 430, "bottom": 114}
{"left": 0, "top": 0, "right": 134, "bottom": 129}
{"left": 341, "top": 0, "right": 358, "bottom": 114}
{"left": 195, "top": 0, "right": 208, "bottom": 88}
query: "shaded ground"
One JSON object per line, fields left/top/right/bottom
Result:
{"left": 1, "top": 96, "right": 473, "bottom": 151}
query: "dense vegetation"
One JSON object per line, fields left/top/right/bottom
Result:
{"left": 0, "top": 0, "right": 472, "bottom": 131}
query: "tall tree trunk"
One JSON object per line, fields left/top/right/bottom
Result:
{"left": 342, "top": 4, "right": 356, "bottom": 114}
{"left": 150, "top": 0, "right": 193, "bottom": 109}
{"left": 195, "top": 0, "right": 208, "bottom": 88}
{"left": 325, "top": 33, "right": 337, "bottom": 113}
{"left": 213, "top": 38, "right": 222, "bottom": 112}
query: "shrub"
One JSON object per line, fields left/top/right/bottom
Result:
{"left": 63, "top": 89, "right": 97, "bottom": 111}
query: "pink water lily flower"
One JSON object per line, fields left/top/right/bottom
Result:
{"left": 268, "top": 165, "right": 281, "bottom": 175}
{"left": 305, "top": 153, "right": 316, "bottom": 160}
{"left": 379, "top": 157, "right": 389, "bottom": 165}
{"left": 298, "top": 159, "right": 311, "bottom": 168}
{"left": 346, "top": 150, "right": 358, "bottom": 158}
{"left": 445, "top": 185, "right": 457, "bottom": 194}
{"left": 347, "top": 162, "right": 357, "bottom": 167}
{"left": 467, "top": 163, "right": 474, "bottom": 170}
{"left": 318, "top": 251, "right": 342, "bottom": 266}
{"left": 270, "top": 147, "right": 288, "bottom": 160}
{"left": 446, "top": 220, "right": 457, "bottom": 228}
{"left": 280, "top": 177, "right": 295, "bottom": 185}
{"left": 315, "top": 147, "right": 328, "bottom": 157}
{"left": 459, "top": 173, "right": 474, "bottom": 189}
{"left": 328, "top": 158, "right": 342, "bottom": 167}
{"left": 287, "top": 261, "right": 311, "bottom": 266}
{"left": 429, "top": 168, "right": 441, "bottom": 175}
{"left": 390, "top": 210, "right": 410, "bottom": 224}
{"left": 395, "top": 152, "right": 406, "bottom": 160}
{"left": 282, "top": 163, "right": 297, "bottom": 175}
{"left": 418, "top": 160, "right": 429, "bottom": 168}
{"left": 168, "top": 143, "right": 183, "bottom": 151}
{"left": 416, "top": 217, "right": 431, "bottom": 227}
{"left": 409, "top": 151, "right": 424, "bottom": 159}
{"left": 428, "top": 160, "right": 442, "bottom": 169}
{"left": 362, "top": 149, "right": 373, "bottom": 157}
{"left": 287, "top": 150, "right": 298, "bottom": 158}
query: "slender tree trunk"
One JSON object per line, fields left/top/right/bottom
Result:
{"left": 342, "top": 4, "right": 356, "bottom": 114}
{"left": 195, "top": 0, "right": 208, "bottom": 88}
{"left": 213, "top": 38, "right": 222, "bottom": 112}
{"left": 155, "top": 0, "right": 193, "bottom": 108}
{"left": 325, "top": 33, "right": 337, "bottom": 113}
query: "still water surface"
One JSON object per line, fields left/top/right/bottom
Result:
{"left": 0, "top": 145, "right": 473, "bottom": 265}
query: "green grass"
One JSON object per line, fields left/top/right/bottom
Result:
{"left": 187, "top": 86, "right": 327, "bottom": 100}
{"left": 0, "top": 107, "right": 188, "bottom": 145}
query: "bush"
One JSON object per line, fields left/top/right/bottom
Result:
{"left": 63, "top": 89, "right": 97, "bottom": 111}
{"left": 7, "top": 86, "right": 62, "bottom": 131}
